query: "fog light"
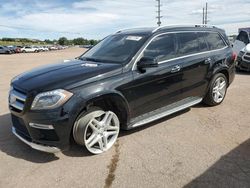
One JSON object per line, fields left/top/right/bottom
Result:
{"left": 29, "top": 123, "right": 54, "bottom": 130}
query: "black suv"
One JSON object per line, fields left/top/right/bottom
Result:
{"left": 9, "top": 25, "right": 235, "bottom": 154}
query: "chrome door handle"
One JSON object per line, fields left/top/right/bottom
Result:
{"left": 204, "top": 58, "right": 212, "bottom": 64}
{"left": 171, "top": 65, "right": 181, "bottom": 73}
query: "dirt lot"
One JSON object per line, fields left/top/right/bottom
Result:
{"left": 0, "top": 47, "right": 250, "bottom": 188}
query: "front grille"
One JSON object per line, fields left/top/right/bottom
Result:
{"left": 241, "top": 63, "right": 250, "bottom": 69}
{"left": 9, "top": 87, "right": 27, "bottom": 112}
{"left": 244, "top": 56, "right": 250, "bottom": 61}
{"left": 238, "top": 51, "right": 244, "bottom": 57}
{"left": 243, "top": 52, "right": 250, "bottom": 63}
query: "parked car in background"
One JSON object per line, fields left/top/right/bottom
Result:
{"left": 0, "top": 46, "right": 12, "bottom": 54}
{"left": 35, "top": 46, "right": 48, "bottom": 52}
{"left": 233, "top": 28, "right": 250, "bottom": 54}
{"left": 33, "top": 46, "right": 41, "bottom": 52}
{"left": 16, "top": 46, "right": 23, "bottom": 51}
{"left": 57, "top": 46, "right": 63, "bottom": 50}
{"left": 9, "top": 25, "right": 236, "bottom": 155}
{"left": 80, "top": 45, "right": 94, "bottom": 49}
{"left": 49, "top": 46, "right": 58, "bottom": 50}
{"left": 42, "top": 46, "right": 49, "bottom": 51}
{"left": 6, "top": 46, "right": 16, "bottom": 53}
{"left": 21, "top": 46, "right": 38, "bottom": 53}
{"left": 7, "top": 46, "right": 21, "bottom": 53}
{"left": 236, "top": 43, "right": 250, "bottom": 71}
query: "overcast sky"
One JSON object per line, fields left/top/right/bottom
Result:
{"left": 0, "top": 0, "right": 249, "bottom": 40}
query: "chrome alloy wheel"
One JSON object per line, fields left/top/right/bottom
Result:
{"left": 73, "top": 110, "right": 120, "bottom": 154}
{"left": 212, "top": 77, "right": 227, "bottom": 103}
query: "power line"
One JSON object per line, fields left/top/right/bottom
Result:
{"left": 156, "top": 0, "right": 162, "bottom": 26}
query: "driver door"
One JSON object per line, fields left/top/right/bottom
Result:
{"left": 127, "top": 33, "right": 184, "bottom": 118}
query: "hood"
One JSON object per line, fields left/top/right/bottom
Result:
{"left": 12, "top": 59, "right": 123, "bottom": 92}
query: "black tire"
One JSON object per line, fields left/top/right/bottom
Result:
{"left": 73, "top": 106, "right": 103, "bottom": 146}
{"left": 203, "top": 73, "right": 228, "bottom": 106}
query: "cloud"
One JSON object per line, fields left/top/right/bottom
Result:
{"left": 0, "top": 0, "right": 249, "bottom": 39}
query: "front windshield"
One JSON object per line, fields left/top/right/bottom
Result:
{"left": 80, "top": 34, "right": 149, "bottom": 64}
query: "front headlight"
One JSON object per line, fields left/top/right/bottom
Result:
{"left": 31, "top": 89, "right": 73, "bottom": 110}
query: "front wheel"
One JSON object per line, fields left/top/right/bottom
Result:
{"left": 73, "top": 107, "right": 120, "bottom": 154}
{"left": 203, "top": 73, "right": 228, "bottom": 106}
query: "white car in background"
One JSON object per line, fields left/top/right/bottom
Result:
{"left": 37, "top": 46, "right": 49, "bottom": 52}
{"left": 21, "top": 46, "right": 39, "bottom": 53}
{"left": 233, "top": 29, "right": 250, "bottom": 54}
{"left": 49, "top": 46, "right": 58, "bottom": 50}
{"left": 43, "top": 46, "right": 49, "bottom": 51}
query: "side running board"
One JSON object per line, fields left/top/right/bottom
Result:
{"left": 130, "top": 97, "right": 202, "bottom": 128}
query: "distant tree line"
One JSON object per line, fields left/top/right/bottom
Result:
{"left": 1, "top": 37, "right": 99, "bottom": 45}
{"left": 57, "top": 37, "right": 99, "bottom": 46}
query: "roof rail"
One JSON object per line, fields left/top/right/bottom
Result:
{"left": 152, "top": 24, "right": 217, "bottom": 33}
{"left": 115, "top": 27, "right": 150, "bottom": 34}
{"left": 116, "top": 28, "right": 132, "bottom": 33}
{"left": 194, "top": 24, "right": 217, "bottom": 28}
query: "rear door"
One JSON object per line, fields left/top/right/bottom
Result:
{"left": 175, "top": 32, "right": 211, "bottom": 99}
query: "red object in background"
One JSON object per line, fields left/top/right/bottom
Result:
{"left": 232, "top": 52, "right": 237, "bottom": 62}
{"left": 15, "top": 48, "right": 21, "bottom": 53}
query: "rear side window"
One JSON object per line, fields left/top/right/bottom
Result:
{"left": 197, "top": 33, "right": 209, "bottom": 52}
{"left": 143, "top": 34, "right": 176, "bottom": 62}
{"left": 204, "top": 32, "right": 226, "bottom": 50}
{"left": 176, "top": 32, "right": 200, "bottom": 56}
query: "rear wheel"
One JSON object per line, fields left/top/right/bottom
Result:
{"left": 73, "top": 107, "right": 120, "bottom": 154}
{"left": 203, "top": 73, "right": 228, "bottom": 106}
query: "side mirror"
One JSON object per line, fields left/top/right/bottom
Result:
{"left": 137, "top": 57, "right": 158, "bottom": 70}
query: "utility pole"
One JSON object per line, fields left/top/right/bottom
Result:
{"left": 202, "top": 2, "right": 208, "bottom": 25}
{"left": 202, "top": 7, "right": 205, "bottom": 24}
{"left": 205, "top": 2, "right": 208, "bottom": 25}
{"left": 156, "top": 0, "right": 162, "bottom": 26}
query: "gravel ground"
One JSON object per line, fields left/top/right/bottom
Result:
{"left": 0, "top": 47, "right": 250, "bottom": 188}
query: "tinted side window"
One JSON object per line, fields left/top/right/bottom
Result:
{"left": 236, "top": 31, "right": 250, "bottom": 44}
{"left": 197, "top": 33, "right": 209, "bottom": 52}
{"left": 143, "top": 34, "right": 176, "bottom": 62}
{"left": 204, "top": 32, "right": 226, "bottom": 50}
{"left": 176, "top": 32, "right": 200, "bottom": 56}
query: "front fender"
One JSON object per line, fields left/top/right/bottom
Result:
{"left": 71, "top": 83, "right": 131, "bottom": 125}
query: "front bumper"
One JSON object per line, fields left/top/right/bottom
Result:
{"left": 12, "top": 127, "right": 61, "bottom": 153}
{"left": 236, "top": 52, "right": 250, "bottom": 72}
{"left": 9, "top": 93, "right": 85, "bottom": 153}
{"left": 10, "top": 110, "right": 72, "bottom": 153}
{"left": 236, "top": 60, "right": 250, "bottom": 71}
